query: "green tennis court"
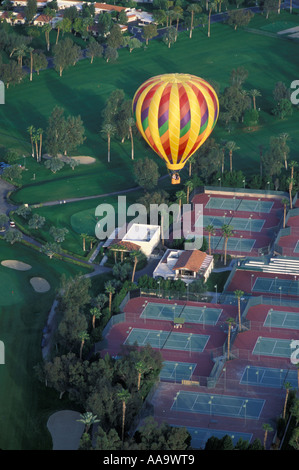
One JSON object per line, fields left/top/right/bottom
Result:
{"left": 141, "top": 302, "right": 222, "bottom": 325}
{"left": 252, "top": 277, "right": 299, "bottom": 296}
{"left": 160, "top": 361, "right": 197, "bottom": 382}
{"left": 124, "top": 328, "right": 210, "bottom": 352}
{"left": 210, "top": 236, "right": 255, "bottom": 252}
{"left": 171, "top": 391, "right": 265, "bottom": 419}
{"left": 201, "top": 215, "right": 265, "bottom": 232}
{"left": 264, "top": 309, "right": 299, "bottom": 330}
{"left": 205, "top": 197, "right": 273, "bottom": 213}
{"left": 240, "top": 366, "right": 298, "bottom": 389}
{"left": 252, "top": 337, "right": 295, "bottom": 358}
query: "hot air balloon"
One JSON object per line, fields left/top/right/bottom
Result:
{"left": 132, "top": 73, "right": 219, "bottom": 184}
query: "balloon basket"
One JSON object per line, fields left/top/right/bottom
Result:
{"left": 171, "top": 173, "right": 181, "bottom": 185}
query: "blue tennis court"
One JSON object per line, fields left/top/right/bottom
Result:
{"left": 252, "top": 277, "right": 299, "bottom": 296}
{"left": 171, "top": 391, "right": 265, "bottom": 419}
{"left": 264, "top": 309, "right": 299, "bottom": 330}
{"left": 210, "top": 235, "right": 255, "bottom": 253}
{"left": 240, "top": 366, "right": 298, "bottom": 389}
{"left": 178, "top": 426, "right": 252, "bottom": 449}
{"left": 252, "top": 337, "right": 295, "bottom": 358}
{"left": 160, "top": 361, "right": 197, "bottom": 382}
{"left": 201, "top": 215, "right": 265, "bottom": 232}
{"left": 141, "top": 302, "right": 222, "bottom": 325}
{"left": 293, "top": 240, "right": 299, "bottom": 253}
{"left": 205, "top": 197, "right": 273, "bottom": 213}
{"left": 124, "top": 328, "right": 210, "bottom": 352}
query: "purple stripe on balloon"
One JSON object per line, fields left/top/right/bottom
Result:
{"left": 201, "top": 108, "right": 208, "bottom": 127}
{"left": 141, "top": 107, "right": 149, "bottom": 126}
{"left": 180, "top": 109, "right": 191, "bottom": 130}
{"left": 158, "top": 110, "right": 169, "bottom": 129}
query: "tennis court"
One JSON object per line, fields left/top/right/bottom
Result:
{"left": 210, "top": 236, "right": 255, "bottom": 253}
{"left": 180, "top": 426, "right": 252, "bottom": 449}
{"left": 252, "top": 337, "right": 294, "bottom": 358}
{"left": 201, "top": 215, "right": 265, "bottom": 233}
{"left": 293, "top": 240, "right": 299, "bottom": 253}
{"left": 160, "top": 361, "right": 197, "bottom": 382}
{"left": 205, "top": 197, "right": 273, "bottom": 213}
{"left": 141, "top": 302, "right": 222, "bottom": 325}
{"left": 124, "top": 328, "right": 210, "bottom": 352}
{"left": 171, "top": 391, "right": 265, "bottom": 419}
{"left": 252, "top": 277, "right": 299, "bottom": 296}
{"left": 240, "top": 366, "right": 298, "bottom": 389}
{"left": 264, "top": 309, "right": 299, "bottom": 330}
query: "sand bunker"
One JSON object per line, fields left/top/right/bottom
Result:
{"left": 42, "top": 154, "right": 96, "bottom": 164}
{"left": 1, "top": 260, "right": 32, "bottom": 271}
{"left": 30, "top": 277, "right": 50, "bottom": 293}
{"left": 69, "top": 156, "right": 96, "bottom": 164}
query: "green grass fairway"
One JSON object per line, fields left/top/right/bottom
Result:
{"left": 0, "top": 239, "right": 90, "bottom": 450}
{"left": 1, "top": 18, "right": 299, "bottom": 205}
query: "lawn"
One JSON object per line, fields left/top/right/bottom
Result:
{"left": 0, "top": 238, "right": 91, "bottom": 450}
{"left": 1, "top": 15, "right": 299, "bottom": 206}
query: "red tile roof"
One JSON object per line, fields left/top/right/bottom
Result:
{"left": 172, "top": 250, "right": 208, "bottom": 272}
{"left": 94, "top": 2, "right": 126, "bottom": 12}
{"left": 108, "top": 240, "right": 141, "bottom": 252}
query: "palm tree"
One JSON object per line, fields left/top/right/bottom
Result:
{"left": 250, "top": 89, "right": 261, "bottom": 111}
{"left": 101, "top": 123, "right": 116, "bottom": 163}
{"left": 14, "top": 44, "right": 27, "bottom": 68}
{"left": 185, "top": 180, "right": 194, "bottom": 204}
{"left": 290, "top": 160, "right": 297, "bottom": 180}
{"left": 27, "top": 125, "right": 36, "bottom": 158}
{"left": 126, "top": 117, "right": 135, "bottom": 160}
{"left": 28, "top": 46, "right": 34, "bottom": 82}
{"left": 77, "top": 412, "right": 100, "bottom": 433}
{"left": 283, "top": 382, "right": 292, "bottom": 419}
{"left": 225, "top": 141, "right": 240, "bottom": 173}
{"left": 78, "top": 331, "right": 89, "bottom": 360}
{"left": 117, "top": 388, "right": 131, "bottom": 443}
{"left": 89, "top": 307, "right": 102, "bottom": 329}
{"left": 226, "top": 317, "right": 235, "bottom": 360}
{"left": 187, "top": 4, "right": 201, "bottom": 39}
{"left": 208, "top": 1, "right": 217, "bottom": 38}
{"left": 234, "top": 289, "right": 244, "bottom": 331}
{"left": 205, "top": 224, "right": 215, "bottom": 255}
{"left": 262, "top": 423, "right": 273, "bottom": 449}
{"left": 80, "top": 233, "right": 88, "bottom": 251}
{"left": 130, "top": 249, "right": 143, "bottom": 283}
{"left": 105, "top": 280, "right": 115, "bottom": 313}
{"left": 188, "top": 154, "right": 196, "bottom": 177}
{"left": 32, "top": 132, "right": 39, "bottom": 162}
{"left": 221, "top": 224, "right": 234, "bottom": 266}
{"left": 287, "top": 177, "right": 295, "bottom": 209}
{"left": 279, "top": 133, "right": 290, "bottom": 169}
{"left": 136, "top": 360, "right": 147, "bottom": 391}
{"left": 37, "top": 128, "right": 43, "bottom": 161}
{"left": 176, "top": 189, "right": 186, "bottom": 222}
{"left": 281, "top": 197, "right": 289, "bottom": 228}
{"left": 43, "top": 23, "right": 52, "bottom": 52}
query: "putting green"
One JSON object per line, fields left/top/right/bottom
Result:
{"left": 70, "top": 208, "right": 97, "bottom": 236}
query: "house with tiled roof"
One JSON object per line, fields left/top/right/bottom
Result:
{"left": 0, "top": 10, "right": 26, "bottom": 24}
{"left": 103, "top": 223, "right": 161, "bottom": 258}
{"left": 153, "top": 249, "right": 214, "bottom": 283}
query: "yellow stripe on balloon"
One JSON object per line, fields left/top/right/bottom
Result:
{"left": 168, "top": 83, "right": 180, "bottom": 165}
{"left": 180, "top": 81, "right": 202, "bottom": 162}
{"left": 148, "top": 81, "right": 168, "bottom": 162}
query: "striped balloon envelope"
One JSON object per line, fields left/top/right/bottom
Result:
{"left": 132, "top": 73, "right": 219, "bottom": 183}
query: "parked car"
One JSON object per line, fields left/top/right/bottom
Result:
{"left": 9, "top": 221, "right": 15, "bottom": 228}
